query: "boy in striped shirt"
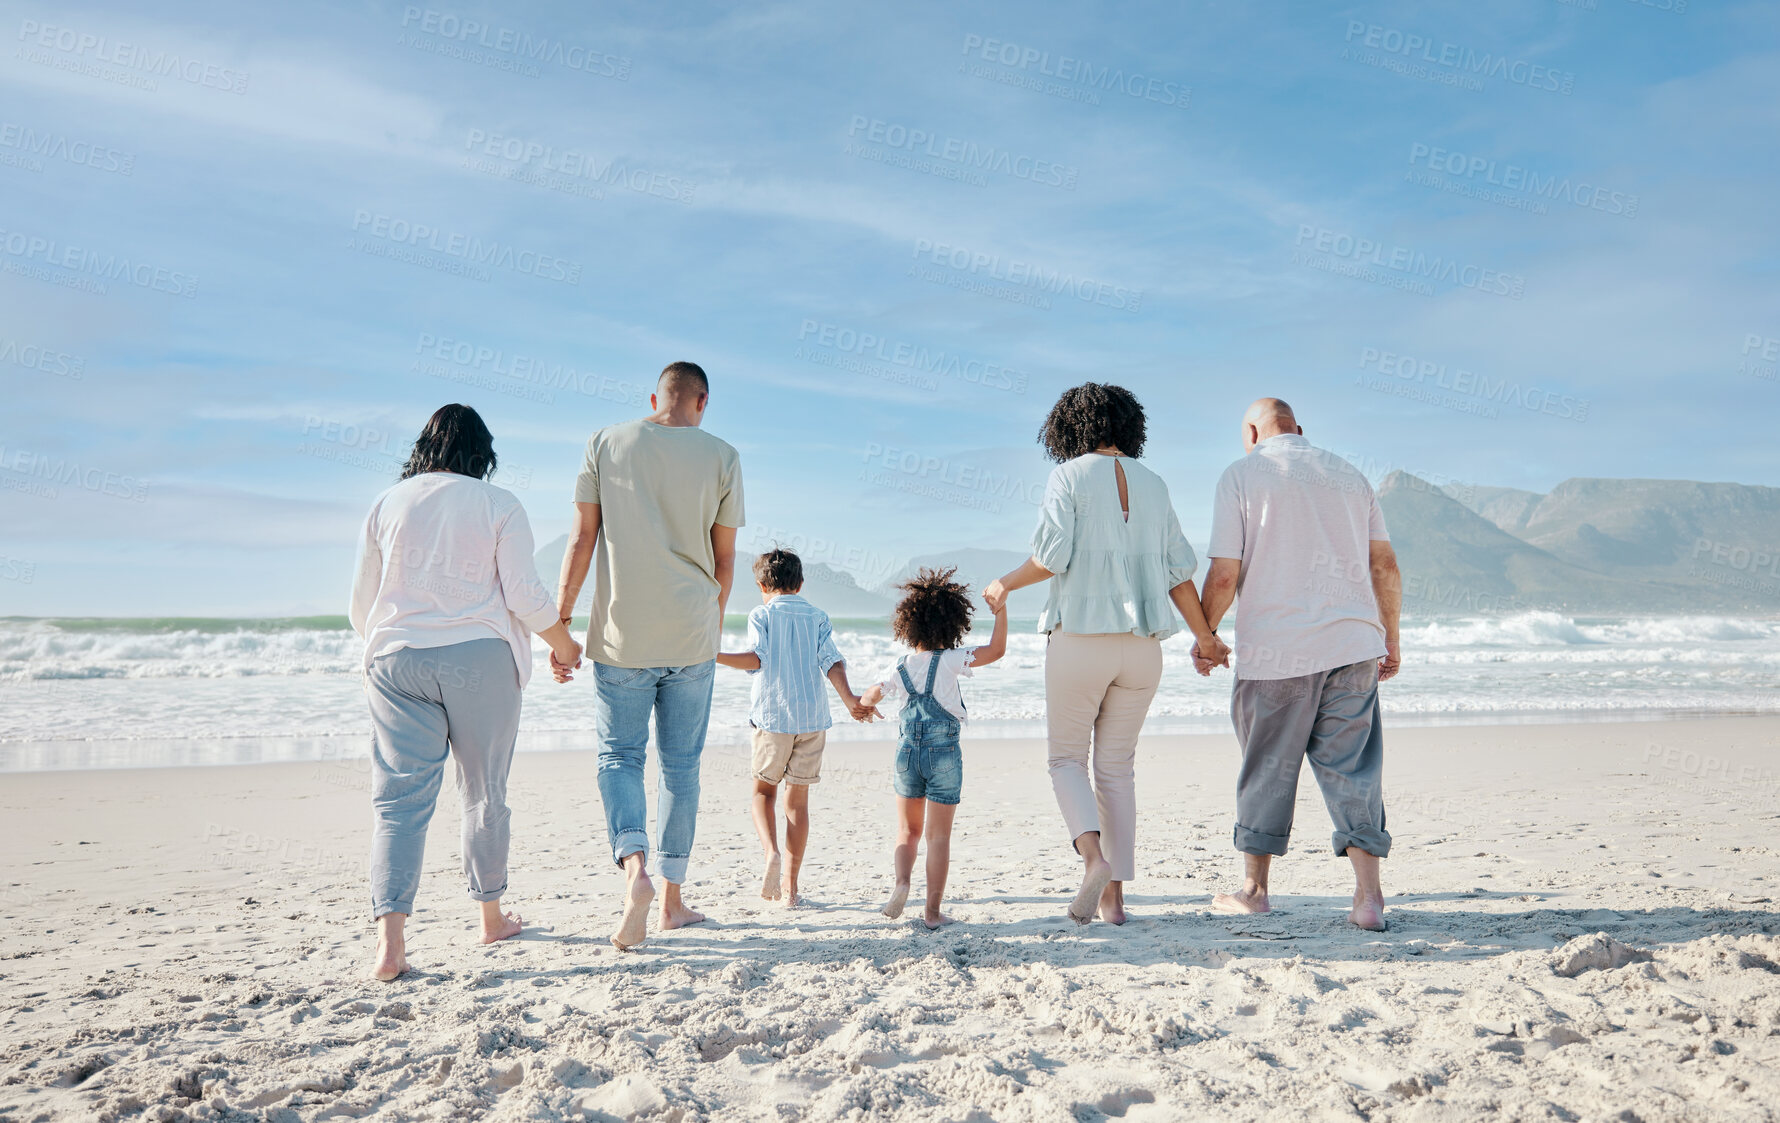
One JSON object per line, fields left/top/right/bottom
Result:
{"left": 718, "top": 549, "right": 874, "bottom": 906}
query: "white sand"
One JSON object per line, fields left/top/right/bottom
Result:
{"left": 2, "top": 717, "right": 1778, "bottom": 1121}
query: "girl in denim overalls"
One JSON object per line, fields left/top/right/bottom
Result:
{"left": 859, "top": 568, "right": 1007, "bottom": 929}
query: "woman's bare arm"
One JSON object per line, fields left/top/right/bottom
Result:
{"left": 983, "top": 556, "right": 1053, "bottom": 613}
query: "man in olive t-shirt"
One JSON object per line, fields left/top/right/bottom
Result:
{"left": 554, "top": 361, "right": 745, "bottom": 949}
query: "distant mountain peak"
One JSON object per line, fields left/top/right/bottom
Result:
{"left": 1379, "top": 475, "right": 1780, "bottom": 612}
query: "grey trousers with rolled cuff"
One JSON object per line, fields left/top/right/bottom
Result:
{"left": 1231, "top": 659, "right": 1391, "bottom": 859}
{"left": 366, "top": 637, "right": 522, "bottom": 918}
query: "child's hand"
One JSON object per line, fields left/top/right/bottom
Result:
{"left": 849, "top": 701, "right": 882, "bottom": 723}
{"left": 839, "top": 691, "right": 875, "bottom": 723}
{"left": 983, "top": 579, "right": 1009, "bottom": 614}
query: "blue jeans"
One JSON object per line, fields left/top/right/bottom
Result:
{"left": 592, "top": 659, "right": 715, "bottom": 883}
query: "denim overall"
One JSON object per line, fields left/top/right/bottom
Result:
{"left": 892, "top": 653, "right": 963, "bottom": 805}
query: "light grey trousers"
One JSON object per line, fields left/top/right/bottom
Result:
{"left": 366, "top": 637, "right": 522, "bottom": 918}
{"left": 1232, "top": 659, "right": 1391, "bottom": 859}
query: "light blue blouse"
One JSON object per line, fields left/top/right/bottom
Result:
{"left": 1031, "top": 454, "right": 1197, "bottom": 638}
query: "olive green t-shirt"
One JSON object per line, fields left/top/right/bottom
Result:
{"left": 574, "top": 420, "right": 745, "bottom": 668}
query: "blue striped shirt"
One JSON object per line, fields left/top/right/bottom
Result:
{"left": 745, "top": 594, "right": 844, "bottom": 733}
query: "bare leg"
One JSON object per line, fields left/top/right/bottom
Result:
{"left": 372, "top": 912, "right": 408, "bottom": 981}
{"left": 1098, "top": 880, "right": 1126, "bottom": 926}
{"left": 1212, "top": 852, "right": 1273, "bottom": 915}
{"left": 922, "top": 801, "right": 956, "bottom": 929}
{"left": 752, "top": 780, "right": 781, "bottom": 901}
{"left": 478, "top": 899, "right": 523, "bottom": 944}
{"left": 782, "top": 782, "right": 811, "bottom": 907}
{"left": 1068, "top": 831, "right": 1115, "bottom": 925}
{"left": 884, "top": 796, "right": 924, "bottom": 918}
{"left": 611, "top": 852, "right": 655, "bottom": 950}
{"left": 659, "top": 879, "right": 706, "bottom": 930}
{"left": 1347, "top": 848, "right": 1386, "bottom": 930}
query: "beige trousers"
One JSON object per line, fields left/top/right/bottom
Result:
{"left": 1044, "top": 631, "right": 1164, "bottom": 881}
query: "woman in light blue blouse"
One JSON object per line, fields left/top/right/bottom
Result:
{"left": 986, "top": 384, "right": 1229, "bottom": 926}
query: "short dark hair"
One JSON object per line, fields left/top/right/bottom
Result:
{"left": 659, "top": 361, "right": 709, "bottom": 399}
{"left": 400, "top": 403, "right": 496, "bottom": 481}
{"left": 891, "top": 567, "right": 974, "bottom": 652}
{"left": 1038, "top": 383, "right": 1147, "bottom": 462}
{"left": 752, "top": 548, "right": 803, "bottom": 594}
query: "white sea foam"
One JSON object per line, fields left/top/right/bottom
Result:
{"left": 1403, "top": 611, "right": 1780, "bottom": 648}
{"left": 0, "top": 621, "right": 361, "bottom": 680}
{"left": 0, "top": 613, "right": 1775, "bottom": 763}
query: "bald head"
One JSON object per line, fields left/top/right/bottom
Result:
{"left": 1241, "top": 397, "right": 1301, "bottom": 451}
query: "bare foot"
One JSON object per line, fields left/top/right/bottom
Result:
{"left": 783, "top": 891, "right": 802, "bottom": 909}
{"left": 1098, "top": 882, "right": 1127, "bottom": 926}
{"left": 1211, "top": 887, "right": 1271, "bottom": 915}
{"left": 923, "top": 911, "right": 955, "bottom": 930}
{"left": 1348, "top": 892, "right": 1387, "bottom": 931}
{"left": 611, "top": 873, "right": 655, "bottom": 950}
{"left": 371, "top": 939, "right": 408, "bottom": 982}
{"left": 761, "top": 853, "right": 781, "bottom": 901}
{"left": 881, "top": 882, "right": 910, "bottom": 919}
{"left": 1069, "top": 859, "right": 1114, "bottom": 925}
{"left": 480, "top": 911, "right": 524, "bottom": 945}
{"left": 659, "top": 899, "right": 706, "bottom": 931}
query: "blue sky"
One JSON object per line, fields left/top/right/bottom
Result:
{"left": 2, "top": 0, "right": 1775, "bottom": 615}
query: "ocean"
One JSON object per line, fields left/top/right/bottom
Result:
{"left": 1, "top": 612, "right": 1777, "bottom": 771}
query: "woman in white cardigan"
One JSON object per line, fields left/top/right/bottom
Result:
{"left": 986, "top": 384, "right": 1229, "bottom": 926}
{"left": 350, "top": 404, "right": 583, "bottom": 981}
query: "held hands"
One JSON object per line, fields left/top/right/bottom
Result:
{"left": 847, "top": 698, "right": 883, "bottom": 723}
{"left": 982, "top": 579, "right": 1009, "bottom": 615}
{"left": 549, "top": 639, "right": 583, "bottom": 684}
{"left": 1190, "top": 633, "right": 1231, "bottom": 677}
{"left": 843, "top": 691, "right": 883, "bottom": 723}
{"left": 852, "top": 684, "right": 885, "bottom": 723}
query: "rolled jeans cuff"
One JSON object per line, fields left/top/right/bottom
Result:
{"left": 372, "top": 898, "right": 414, "bottom": 920}
{"left": 611, "top": 828, "right": 648, "bottom": 869}
{"left": 656, "top": 853, "right": 690, "bottom": 885}
{"left": 1332, "top": 827, "right": 1391, "bottom": 859}
{"left": 1234, "top": 821, "right": 1290, "bottom": 857}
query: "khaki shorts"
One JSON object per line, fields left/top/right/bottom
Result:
{"left": 750, "top": 727, "right": 827, "bottom": 785}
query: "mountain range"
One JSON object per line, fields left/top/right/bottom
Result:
{"left": 532, "top": 473, "right": 1780, "bottom": 619}
{"left": 1398, "top": 474, "right": 1780, "bottom": 612}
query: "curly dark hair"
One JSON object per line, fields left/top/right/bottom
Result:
{"left": 400, "top": 403, "right": 496, "bottom": 481}
{"left": 1038, "top": 383, "right": 1147, "bottom": 462}
{"left": 752, "top": 548, "right": 803, "bottom": 594}
{"left": 891, "top": 567, "right": 974, "bottom": 652}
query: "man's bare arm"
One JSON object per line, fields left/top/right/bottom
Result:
{"left": 556, "top": 502, "right": 601, "bottom": 623}
{"left": 1200, "top": 557, "right": 1241, "bottom": 633}
{"left": 1369, "top": 540, "right": 1402, "bottom": 681}
{"left": 711, "top": 523, "right": 738, "bottom": 622}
